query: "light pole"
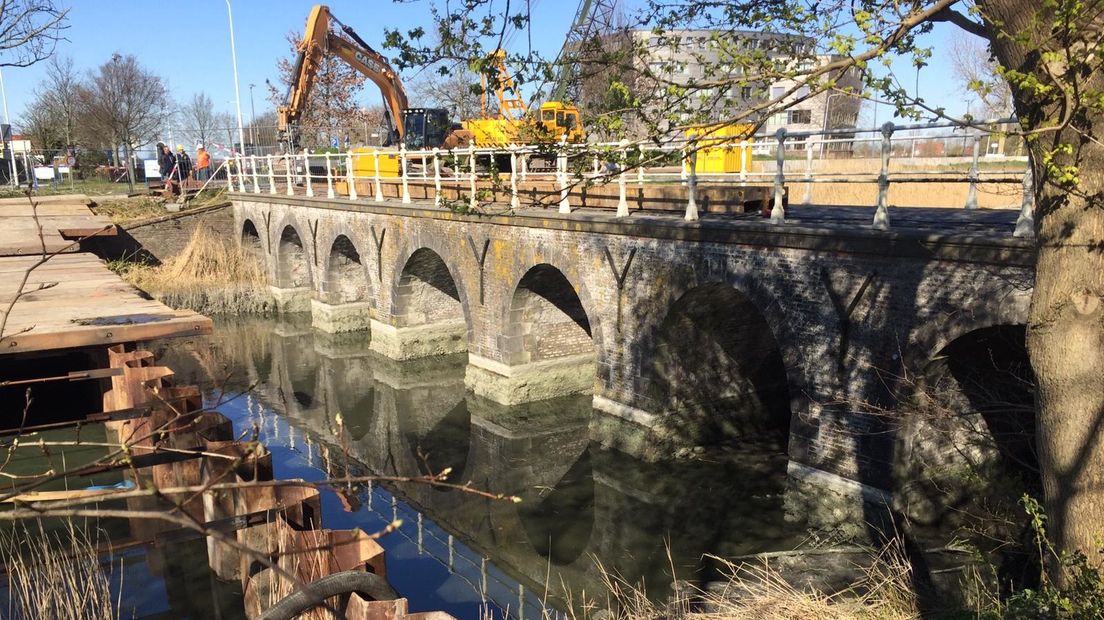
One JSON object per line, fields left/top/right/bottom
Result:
{"left": 0, "top": 68, "right": 16, "bottom": 186}
{"left": 248, "top": 83, "right": 257, "bottom": 150}
{"left": 225, "top": 0, "right": 247, "bottom": 159}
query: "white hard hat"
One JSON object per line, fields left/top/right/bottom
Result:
{"left": 196, "top": 143, "right": 205, "bottom": 149}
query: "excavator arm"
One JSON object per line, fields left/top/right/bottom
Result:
{"left": 277, "top": 5, "right": 409, "bottom": 148}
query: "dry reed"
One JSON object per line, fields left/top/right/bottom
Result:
{"left": 124, "top": 226, "right": 275, "bottom": 315}
{"left": 1, "top": 521, "right": 117, "bottom": 620}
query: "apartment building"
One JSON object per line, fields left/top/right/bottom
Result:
{"left": 630, "top": 29, "right": 863, "bottom": 149}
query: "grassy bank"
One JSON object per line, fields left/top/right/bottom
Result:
{"left": 115, "top": 226, "right": 274, "bottom": 315}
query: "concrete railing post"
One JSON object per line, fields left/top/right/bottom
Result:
{"left": 592, "top": 154, "right": 600, "bottom": 177}
{"left": 638, "top": 148, "right": 645, "bottom": 186}
{"left": 1013, "top": 163, "right": 1035, "bottom": 238}
{"left": 251, "top": 155, "right": 261, "bottom": 194}
{"left": 400, "top": 145, "right": 411, "bottom": 204}
{"left": 520, "top": 151, "right": 528, "bottom": 181}
{"left": 346, "top": 151, "right": 358, "bottom": 200}
{"left": 557, "top": 141, "right": 570, "bottom": 213}
{"left": 373, "top": 150, "right": 384, "bottom": 202}
{"left": 237, "top": 154, "right": 248, "bottom": 193}
{"left": 432, "top": 147, "right": 442, "bottom": 207}
{"left": 873, "top": 122, "right": 894, "bottom": 230}
{"left": 267, "top": 154, "right": 277, "bottom": 194}
{"left": 284, "top": 153, "right": 293, "bottom": 196}
{"left": 771, "top": 128, "right": 787, "bottom": 223}
{"left": 303, "top": 149, "right": 314, "bottom": 197}
{"left": 803, "top": 139, "right": 814, "bottom": 205}
{"left": 616, "top": 140, "right": 629, "bottom": 217}
{"left": 680, "top": 143, "right": 688, "bottom": 181}
{"left": 509, "top": 146, "right": 520, "bottom": 210}
{"left": 965, "top": 132, "right": 981, "bottom": 209}
{"left": 685, "top": 140, "right": 699, "bottom": 221}
{"left": 739, "top": 139, "right": 748, "bottom": 183}
{"left": 468, "top": 144, "right": 477, "bottom": 211}
{"left": 324, "top": 152, "right": 335, "bottom": 198}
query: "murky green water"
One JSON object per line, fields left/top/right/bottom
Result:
{"left": 134, "top": 317, "right": 805, "bottom": 618}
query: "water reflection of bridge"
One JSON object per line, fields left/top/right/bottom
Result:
{"left": 155, "top": 320, "right": 800, "bottom": 613}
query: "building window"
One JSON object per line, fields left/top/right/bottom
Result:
{"left": 740, "top": 86, "right": 754, "bottom": 99}
{"left": 794, "top": 86, "right": 810, "bottom": 99}
{"left": 788, "top": 109, "right": 812, "bottom": 124}
{"left": 770, "top": 85, "right": 785, "bottom": 99}
{"left": 789, "top": 135, "right": 807, "bottom": 150}
{"left": 768, "top": 112, "right": 787, "bottom": 125}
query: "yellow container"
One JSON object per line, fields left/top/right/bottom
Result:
{"left": 463, "top": 118, "right": 521, "bottom": 147}
{"left": 684, "top": 123, "right": 755, "bottom": 174}
{"left": 351, "top": 147, "right": 402, "bottom": 178}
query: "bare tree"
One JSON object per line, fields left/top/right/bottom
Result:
{"left": 0, "top": 1, "right": 68, "bottom": 68}
{"left": 34, "top": 55, "right": 79, "bottom": 146}
{"left": 948, "top": 31, "right": 1012, "bottom": 119}
{"left": 17, "top": 91, "right": 62, "bottom": 152}
{"left": 78, "top": 54, "right": 170, "bottom": 189}
{"left": 408, "top": 64, "right": 485, "bottom": 121}
{"left": 177, "top": 92, "right": 218, "bottom": 149}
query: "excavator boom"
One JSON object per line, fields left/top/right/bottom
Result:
{"left": 277, "top": 5, "right": 409, "bottom": 147}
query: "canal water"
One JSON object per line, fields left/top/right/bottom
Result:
{"left": 129, "top": 317, "right": 806, "bottom": 618}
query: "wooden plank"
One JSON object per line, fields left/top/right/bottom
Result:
{"left": 0, "top": 315, "right": 212, "bottom": 353}
{"left": 0, "top": 194, "right": 91, "bottom": 206}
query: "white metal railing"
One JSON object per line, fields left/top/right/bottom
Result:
{"left": 228, "top": 119, "right": 1034, "bottom": 238}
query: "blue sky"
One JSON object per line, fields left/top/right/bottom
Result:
{"left": 0, "top": 0, "right": 977, "bottom": 131}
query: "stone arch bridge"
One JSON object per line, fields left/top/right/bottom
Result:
{"left": 232, "top": 193, "right": 1035, "bottom": 506}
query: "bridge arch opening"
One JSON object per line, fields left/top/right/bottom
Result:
{"left": 897, "top": 324, "right": 1039, "bottom": 591}
{"left": 646, "top": 283, "right": 791, "bottom": 448}
{"left": 276, "top": 225, "right": 311, "bottom": 289}
{"left": 506, "top": 264, "right": 593, "bottom": 365}
{"left": 393, "top": 248, "right": 466, "bottom": 333}
{"left": 241, "top": 220, "right": 263, "bottom": 259}
{"left": 325, "top": 235, "right": 368, "bottom": 303}
{"left": 518, "top": 447, "right": 595, "bottom": 566}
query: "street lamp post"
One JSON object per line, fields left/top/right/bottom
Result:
{"left": 248, "top": 83, "right": 257, "bottom": 151}
{"left": 225, "top": 0, "right": 247, "bottom": 160}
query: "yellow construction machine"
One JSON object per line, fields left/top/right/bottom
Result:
{"left": 278, "top": 5, "right": 471, "bottom": 177}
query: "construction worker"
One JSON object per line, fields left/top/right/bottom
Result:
{"left": 175, "top": 144, "right": 192, "bottom": 183}
{"left": 159, "top": 144, "right": 176, "bottom": 182}
{"left": 194, "top": 144, "right": 211, "bottom": 181}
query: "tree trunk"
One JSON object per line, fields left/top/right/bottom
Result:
{"left": 981, "top": 0, "right": 1104, "bottom": 576}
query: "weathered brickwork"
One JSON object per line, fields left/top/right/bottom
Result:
{"left": 232, "top": 193, "right": 1034, "bottom": 495}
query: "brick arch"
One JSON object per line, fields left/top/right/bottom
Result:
{"left": 275, "top": 224, "right": 313, "bottom": 289}
{"left": 320, "top": 232, "right": 371, "bottom": 304}
{"left": 909, "top": 290, "right": 1032, "bottom": 374}
{"left": 502, "top": 262, "right": 598, "bottom": 366}
{"left": 388, "top": 244, "right": 473, "bottom": 338}
{"left": 641, "top": 278, "right": 796, "bottom": 448}
{"left": 240, "top": 218, "right": 264, "bottom": 255}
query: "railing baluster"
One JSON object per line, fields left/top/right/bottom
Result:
{"left": 236, "top": 154, "right": 247, "bottom": 192}
{"left": 284, "top": 152, "right": 293, "bottom": 196}
{"left": 251, "top": 155, "right": 261, "bottom": 194}
{"left": 433, "top": 147, "right": 442, "bottom": 207}
{"left": 509, "top": 146, "right": 520, "bottom": 210}
{"left": 803, "top": 140, "right": 814, "bottom": 205}
{"left": 468, "top": 144, "right": 477, "bottom": 211}
{"left": 739, "top": 139, "right": 748, "bottom": 183}
{"left": 965, "top": 132, "right": 981, "bottom": 209}
{"left": 303, "top": 149, "right": 314, "bottom": 197}
{"left": 771, "top": 128, "right": 786, "bottom": 223}
{"left": 1013, "top": 163, "right": 1035, "bottom": 238}
{"left": 324, "top": 152, "right": 335, "bottom": 198}
{"left": 400, "top": 144, "right": 411, "bottom": 204}
{"left": 373, "top": 149, "right": 384, "bottom": 202}
{"left": 873, "top": 122, "right": 894, "bottom": 230}
{"left": 685, "top": 140, "right": 699, "bottom": 221}
{"left": 267, "top": 154, "right": 276, "bottom": 194}
{"left": 346, "top": 150, "right": 358, "bottom": 200}
{"left": 617, "top": 141, "right": 629, "bottom": 218}
{"left": 558, "top": 141, "right": 570, "bottom": 213}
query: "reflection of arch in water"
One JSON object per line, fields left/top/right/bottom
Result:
{"left": 399, "top": 399, "right": 472, "bottom": 490}
{"left": 517, "top": 448, "right": 596, "bottom": 566}
{"left": 279, "top": 334, "right": 320, "bottom": 411}
{"left": 327, "top": 357, "right": 377, "bottom": 442}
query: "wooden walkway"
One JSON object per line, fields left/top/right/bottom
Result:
{"left": 0, "top": 194, "right": 211, "bottom": 354}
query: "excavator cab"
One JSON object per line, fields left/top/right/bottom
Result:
{"left": 402, "top": 108, "right": 452, "bottom": 150}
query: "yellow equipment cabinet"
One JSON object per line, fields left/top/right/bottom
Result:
{"left": 684, "top": 123, "right": 755, "bottom": 175}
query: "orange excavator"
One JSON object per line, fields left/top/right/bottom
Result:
{"left": 276, "top": 5, "right": 469, "bottom": 152}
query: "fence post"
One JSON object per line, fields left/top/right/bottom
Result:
{"left": 324, "top": 152, "right": 335, "bottom": 198}
{"left": 873, "top": 122, "right": 894, "bottom": 230}
{"left": 251, "top": 155, "right": 261, "bottom": 194}
{"left": 1013, "top": 163, "right": 1035, "bottom": 238}
{"left": 346, "top": 150, "right": 358, "bottom": 200}
{"left": 432, "top": 147, "right": 442, "bottom": 207}
{"left": 284, "top": 153, "right": 294, "bottom": 196}
{"left": 965, "top": 132, "right": 981, "bottom": 209}
{"left": 266, "top": 154, "right": 277, "bottom": 194}
{"left": 739, "top": 139, "right": 748, "bottom": 183}
{"left": 803, "top": 139, "right": 814, "bottom": 205}
{"left": 304, "top": 149, "right": 314, "bottom": 197}
{"left": 468, "top": 144, "right": 477, "bottom": 211}
{"left": 558, "top": 141, "right": 571, "bottom": 213}
{"left": 771, "top": 128, "right": 787, "bottom": 223}
{"left": 373, "top": 149, "right": 384, "bottom": 202}
{"left": 685, "top": 140, "right": 699, "bottom": 221}
{"left": 616, "top": 140, "right": 629, "bottom": 217}
{"left": 400, "top": 144, "right": 411, "bottom": 204}
{"left": 509, "top": 146, "right": 520, "bottom": 210}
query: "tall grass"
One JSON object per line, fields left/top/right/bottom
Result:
{"left": 1, "top": 522, "right": 117, "bottom": 620}
{"left": 123, "top": 226, "right": 275, "bottom": 315}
